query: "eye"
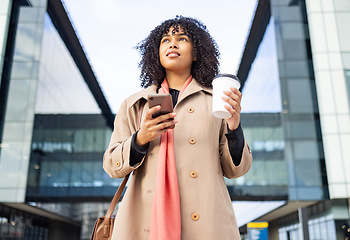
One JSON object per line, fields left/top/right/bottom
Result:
{"left": 179, "top": 37, "right": 187, "bottom": 42}
{"left": 161, "top": 38, "right": 170, "bottom": 43}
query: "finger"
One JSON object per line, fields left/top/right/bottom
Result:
{"left": 155, "top": 112, "right": 176, "bottom": 123}
{"left": 224, "top": 104, "right": 239, "bottom": 115}
{"left": 146, "top": 105, "right": 161, "bottom": 119}
{"left": 222, "top": 96, "right": 241, "bottom": 113}
{"left": 154, "top": 115, "right": 178, "bottom": 128}
{"left": 222, "top": 95, "right": 237, "bottom": 108}
{"left": 222, "top": 88, "right": 242, "bottom": 106}
{"left": 156, "top": 119, "right": 178, "bottom": 130}
{"left": 143, "top": 112, "right": 176, "bottom": 134}
{"left": 231, "top": 88, "right": 242, "bottom": 104}
{"left": 223, "top": 89, "right": 241, "bottom": 103}
{"left": 224, "top": 103, "right": 235, "bottom": 113}
{"left": 231, "top": 87, "right": 242, "bottom": 97}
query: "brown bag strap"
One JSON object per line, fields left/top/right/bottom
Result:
{"left": 104, "top": 173, "right": 130, "bottom": 219}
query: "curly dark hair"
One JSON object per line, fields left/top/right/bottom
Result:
{"left": 136, "top": 16, "right": 220, "bottom": 88}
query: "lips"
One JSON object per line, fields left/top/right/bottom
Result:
{"left": 166, "top": 51, "right": 180, "bottom": 57}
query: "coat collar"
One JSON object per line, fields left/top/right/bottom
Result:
{"left": 128, "top": 78, "right": 212, "bottom": 108}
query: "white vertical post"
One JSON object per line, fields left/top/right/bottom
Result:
{"left": 298, "top": 207, "right": 310, "bottom": 240}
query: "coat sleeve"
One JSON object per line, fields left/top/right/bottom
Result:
{"left": 103, "top": 100, "right": 145, "bottom": 178}
{"left": 219, "top": 121, "right": 253, "bottom": 179}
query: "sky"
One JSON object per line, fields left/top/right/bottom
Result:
{"left": 63, "top": 0, "right": 259, "bottom": 113}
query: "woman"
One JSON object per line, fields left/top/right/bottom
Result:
{"left": 103, "top": 16, "right": 252, "bottom": 240}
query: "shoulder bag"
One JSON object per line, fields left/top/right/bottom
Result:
{"left": 90, "top": 173, "right": 130, "bottom": 240}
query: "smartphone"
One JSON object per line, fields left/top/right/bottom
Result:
{"left": 147, "top": 93, "right": 173, "bottom": 118}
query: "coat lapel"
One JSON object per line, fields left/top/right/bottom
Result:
{"left": 176, "top": 78, "right": 212, "bottom": 106}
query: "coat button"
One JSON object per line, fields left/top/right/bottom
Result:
{"left": 188, "top": 107, "right": 194, "bottom": 113}
{"left": 190, "top": 171, "right": 197, "bottom": 178}
{"left": 116, "top": 162, "right": 121, "bottom": 167}
{"left": 191, "top": 213, "right": 199, "bottom": 221}
{"left": 189, "top": 138, "right": 196, "bottom": 144}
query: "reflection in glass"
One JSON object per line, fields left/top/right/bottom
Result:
{"left": 226, "top": 113, "right": 288, "bottom": 199}
{"left": 241, "top": 16, "right": 281, "bottom": 113}
{"left": 27, "top": 114, "right": 114, "bottom": 200}
{"left": 346, "top": 70, "right": 350, "bottom": 104}
{"left": 35, "top": 14, "right": 100, "bottom": 114}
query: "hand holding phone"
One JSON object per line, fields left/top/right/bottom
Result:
{"left": 147, "top": 93, "right": 175, "bottom": 129}
{"left": 147, "top": 93, "right": 173, "bottom": 118}
{"left": 136, "top": 94, "right": 176, "bottom": 145}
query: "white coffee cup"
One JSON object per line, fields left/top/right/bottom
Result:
{"left": 212, "top": 74, "right": 241, "bottom": 119}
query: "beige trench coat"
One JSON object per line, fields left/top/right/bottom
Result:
{"left": 103, "top": 79, "right": 252, "bottom": 240}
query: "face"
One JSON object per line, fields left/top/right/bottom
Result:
{"left": 159, "top": 26, "right": 194, "bottom": 75}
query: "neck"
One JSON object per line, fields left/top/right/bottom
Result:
{"left": 165, "top": 71, "right": 191, "bottom": 90}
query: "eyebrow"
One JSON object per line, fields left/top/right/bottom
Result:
{"left": 161, "top": 33, "right": 189, "bottom": 39}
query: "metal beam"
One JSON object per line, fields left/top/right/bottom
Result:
{"left": 236, "top": 0, "right": 271, "bottom": 90}
{"left": 47, "top": 0, "right": 114, "bottom": 129}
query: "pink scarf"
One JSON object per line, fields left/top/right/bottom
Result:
{"left": 149, "top": 76, "right": 192, "bottom": 240}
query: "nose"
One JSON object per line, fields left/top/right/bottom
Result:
{"left": 170, "top": 41, "right": 178, "bottom": 49}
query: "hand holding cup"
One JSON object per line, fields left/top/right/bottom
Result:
{"left": 212, "top": 74, "right": 242, "bottom": 130}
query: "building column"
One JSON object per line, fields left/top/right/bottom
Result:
{"left": 298, "top": 207, "right": 310, "bottom": 240}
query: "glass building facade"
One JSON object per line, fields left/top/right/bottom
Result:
{"left": 0, "top": 0, "right": 46, "bottom": 203}
{"left": 237, "top": 0, "right": 350, "bottom": 239}
{"left": 272, "top": 0, "right": 326, "bottom": 201}
{"left": 226, "top": 113, "right": 288, "bottom": 200}
{"left": 347, "top": 70, "right": 350, "bottom": 104}
{"left": 35, "top": 14, "right": 101, "bottom": 115}
{"left": 306, "top": 0, "right": 350, "bottom": 200}
{"left": 0, "top": 0, "right": 113, "bottom": 239}
{"left": 238, "top": 0, "right": 327, "bottom": 202}
{"left": 27, "top": 114, "right": 115, "bottom": 201}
